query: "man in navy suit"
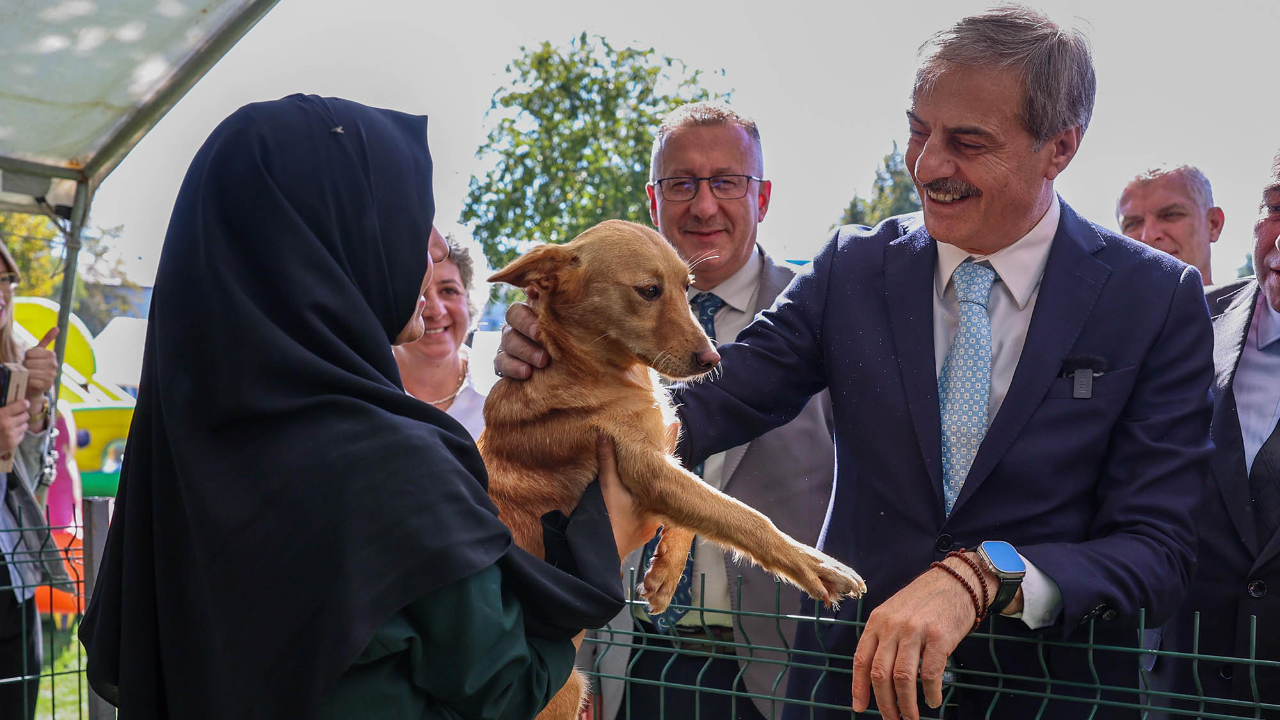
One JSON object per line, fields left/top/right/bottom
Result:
{"left": 1148, "top": 153, "right": 1280, "bottom": 716}
{"left": 497, "top": 7, "right": 1214, "bottom": 719}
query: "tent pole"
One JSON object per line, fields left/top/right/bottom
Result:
{"left": 51, "top": 181, "right": 89, "bottom": 407}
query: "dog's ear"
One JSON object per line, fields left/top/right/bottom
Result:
{"left": 488, "top": 243, "right": 579, "bottom": 295}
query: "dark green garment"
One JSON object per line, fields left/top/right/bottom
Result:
{"left": 318, "top": 565, "right": 576, "bottom": 720}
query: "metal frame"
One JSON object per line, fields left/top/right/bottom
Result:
{"left": 0, "top": 0, "right": 281, "bottom": 409}
{"left": 0, "top": 4, "right": 281, "bottom": 717}
{"left": 582, "top": 574, "right": 1280, "bottom": 720}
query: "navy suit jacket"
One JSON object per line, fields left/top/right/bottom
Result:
{"left": 672, "top": 201, "right": 1215, "bottom": 719}
{"left": 1150, "top": 278, "right": 1280, "bottom": 717}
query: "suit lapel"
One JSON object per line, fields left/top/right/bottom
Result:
{"left": 721, "top": 249, "right": 785, "bottom": 491}
{"left": 950, "top": 202, "right": 1110, "bottom": 517}
{"left": 1207, "top": 283, "right": 1261, "bottom": 556}
{"left": 885, "top": 228, "right": 945, "bottom": 509}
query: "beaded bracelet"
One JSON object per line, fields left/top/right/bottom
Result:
{"left": 949, "top": 549, "right": 992, "bottom": 612}
{"left": 930, "top": 551, "right": 990, "bottom": 630}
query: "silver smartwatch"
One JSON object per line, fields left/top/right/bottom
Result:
{"left": 976, "top": 540, "right": 1026, "bottom": 614}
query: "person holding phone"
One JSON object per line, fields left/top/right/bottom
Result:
{"left": 0, "top": 243, "right": 71, "bottom": 720}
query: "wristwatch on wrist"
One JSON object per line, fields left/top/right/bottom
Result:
{"left": 976, "top": 541, "right": 1026, "bottom": 614}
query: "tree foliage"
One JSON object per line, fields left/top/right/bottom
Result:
{"left": 839, "top": 142, "right": 922, "bottom": 227}
{"left": 0, "top": 212, "right": 139, "bottom": 335}
{"left": 462, "top": 33, "right": 726, "bottom": 271}
{"left": 1238, "top": 253, "right": 1254, "bottom": 279}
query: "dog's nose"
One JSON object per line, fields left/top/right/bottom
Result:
{"left": 694, "top": 347, "right": 721, "bottom": 370}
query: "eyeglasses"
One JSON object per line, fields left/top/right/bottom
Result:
{"left": 428, "top": 235, "right": 451, "bottom": 264}
{"left": 651, "top": 175, "right": 764, "bottom": 202}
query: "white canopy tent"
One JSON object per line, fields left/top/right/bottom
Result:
{"left": 1, "top": 5, "right": 281, "bottom": 715}
{"left": 0, "top": 0, "right": 279, "bottom": 398}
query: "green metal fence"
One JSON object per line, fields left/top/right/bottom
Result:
{"left": 5, "top": 510, "right": 1278, "bottom": 720}
{"left": 581, "top": 571, "right": 1280, "bottom": 719}
{"left": 1, "top": 505, "right": 93, "bottom": 720}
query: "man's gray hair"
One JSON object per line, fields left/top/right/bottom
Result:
{"left": 650, "top": 101, "right": 764, "bottom": 181}
{"left": 1118, "top": 164, "right": 1216, "bottom": 217}
{"left": 914, "top": 5, "right": 1096, "bottom": 149}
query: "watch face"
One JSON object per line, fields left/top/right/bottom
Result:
{"left": 982, "top": 541, "right": 1026, "bottom": 575}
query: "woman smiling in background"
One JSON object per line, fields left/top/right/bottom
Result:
{"left": 394, "top": 228, "right": 487, "bottom": 439}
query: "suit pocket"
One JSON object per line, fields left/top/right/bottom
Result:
{"left": 1043, "top": 365, "right": 1138, "bottom": 400}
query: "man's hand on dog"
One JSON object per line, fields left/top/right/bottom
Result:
{"left": 851, "top": 555, "right": 1004, "bottom": 720}
{"left": 495, "top": 302, "right": 546, "bottom": 379}
{"left": 596, "top": 433, "right": 660, "bottom": 561}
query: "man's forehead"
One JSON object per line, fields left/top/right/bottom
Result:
{"left": 911, "top": 66, "right": 1024, "bottom": 120}
{"left": 662, "top": 123, "right": 751, "bottom": 153}
{"left": 1121, "top": 175, "right": 1198, "bottom": 209}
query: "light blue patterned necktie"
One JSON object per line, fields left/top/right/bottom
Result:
{"left": 938, "top": 261, "right": 997, "bottom": 516}
{"left": 639, "top": 291, "right": 725, "bottom": 631}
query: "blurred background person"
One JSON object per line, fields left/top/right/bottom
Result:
{"left": 1117, "top": 164, "right": 1225, "bottom": 285}
{"left": 394, "top": 228, "right": 489, "bottom": 440}
{"left": 0, "top": 242, "right": 70, "bottom": 720}
{"left": 1149, "top": 149, "right": 1280, "bottom": 715}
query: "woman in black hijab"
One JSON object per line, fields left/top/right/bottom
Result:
{"left": 79, "top": 95, "right": 640, "bottom": 719}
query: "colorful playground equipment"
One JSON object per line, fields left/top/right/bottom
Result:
{"left": 12, "top": 297, "right": 135, "bottom": 623}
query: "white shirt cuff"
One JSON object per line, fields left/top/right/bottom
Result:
{"left": 1008, "top": 552, "right": 1062, "bottom": 630}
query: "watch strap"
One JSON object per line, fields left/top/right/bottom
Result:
{"left": 990, "top": 579, "right": 1020, "bottom": 614}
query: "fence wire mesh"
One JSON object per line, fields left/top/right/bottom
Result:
{"left": 1, "top": 503, "right": 90, "bottom": 720}
{"left": 5, "top": 506, "right": 1278, "bottom": 719}
{"left": 580, "top": 570, "right": 1280, "bottom": 719}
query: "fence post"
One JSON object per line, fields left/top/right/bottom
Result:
{"left": 82, "top": 497, "right": 115, "bottom": 720}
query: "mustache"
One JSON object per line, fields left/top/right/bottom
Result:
{"left": 921, "top": 178, "right": 982, "bottom": 197}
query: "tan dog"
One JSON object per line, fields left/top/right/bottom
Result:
{"left": 478, "top": 219, "right": 866, "bottom": 719}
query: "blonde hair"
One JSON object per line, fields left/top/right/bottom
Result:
{"left": 0, "top": 244, "right": 23, "bottom": 364}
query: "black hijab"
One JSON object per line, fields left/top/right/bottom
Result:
{"left": 80, "top": 95, "right": 622, "bottom": 719}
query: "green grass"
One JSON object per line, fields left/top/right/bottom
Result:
{"left": 35, "top": 617, "right": 89, "bottom": 720}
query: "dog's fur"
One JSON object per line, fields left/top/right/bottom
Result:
{"left": 478, "top": 219, "right": 866, "bottom": 719}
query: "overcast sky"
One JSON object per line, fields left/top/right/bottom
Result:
{"left": 90, "top": 0, "right": 1280, "bottom": 288}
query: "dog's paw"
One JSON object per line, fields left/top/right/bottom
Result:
{"left": 813, "top": 559, "right": 867, "bottom": 608}
{"left": 638, "top": 555, "right": 685, "bottom": 615}
{"left": 634, "top": 543, "right": 686, "bottom": 609}
{"left": 790, "top": 547, "right": 867, "bottom": 608}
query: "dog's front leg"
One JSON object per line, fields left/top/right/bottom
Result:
{"left": 614, "top": 442, "right": 867, "bottom": 606}
{"left": 639, "top": 524, "right": 694, "bottom": 615}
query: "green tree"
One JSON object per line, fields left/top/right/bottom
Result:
{"left": 839, "top": 142, "right": 921, "bottom": 227}
{"left": 462, "top": 33, "right": 726, "bottom": 272}
{"left": 1, "top": 212, "right": 63, "bottom": 296}
{"left": 1238, "top": 253, "right": 1254, "bottom": 278}
{"left": 0, "top": 212, "right": 139, "bottom": 335}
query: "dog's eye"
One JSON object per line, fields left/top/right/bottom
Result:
{"left": 635, "top": 285, "right": 663, "bottom": 301}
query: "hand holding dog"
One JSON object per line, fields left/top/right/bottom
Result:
{"left": 851, "top": 554, "right": 1005, "bottom": 720}
{"left": 596, "top": 433, "right": 660, "bottom": 561}
{"left": 495, "top": 302, "right": 545, "bottom": 379}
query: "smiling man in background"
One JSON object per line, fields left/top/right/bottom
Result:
{"left": 1117, "top": 164, "right": 1225, "bottom": 284}
{"left": 586, "top": 101, "right": 839, "bottom": 720}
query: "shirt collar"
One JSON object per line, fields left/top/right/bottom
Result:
{"left": 1255, "top": 292, "right": 1280, "bottom": 350}
{"left": 935, "top": 195, "right": 1061, "bottom": 310}
{"left": 688, "top": 245, "right": 762, "bottom": 313}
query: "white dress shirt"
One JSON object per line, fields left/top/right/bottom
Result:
{"left": 680, "top": 248, "right": 763, "bottom": 627}
{"left": 933, "top": 195, "right": 1063, "bottom": 629}
{"left": 1234, "top": 293, "right": 1280, "bottom": 475}
{"left": 445, "top": 372, "right": 487, "bottom": 442}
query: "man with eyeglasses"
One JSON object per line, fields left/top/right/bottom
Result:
{"left": 570, "top": 101, "right": 838, "bottom": 720}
